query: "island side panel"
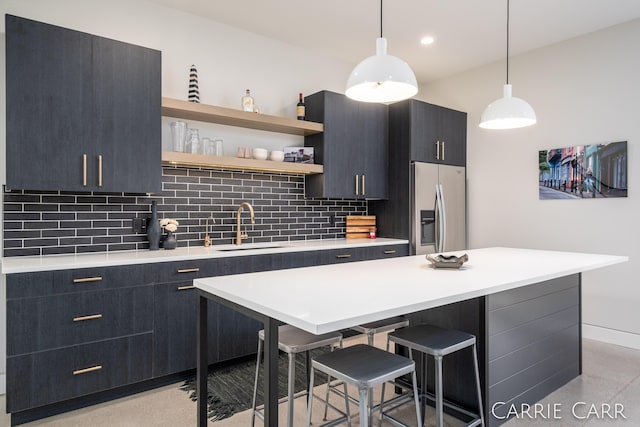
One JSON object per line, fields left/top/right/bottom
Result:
{"left": 486, "top": 274, "right": 581, "bottom": 426}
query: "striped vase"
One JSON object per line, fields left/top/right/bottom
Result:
{"left": 189, "top": 65, "right": 200, "bottom": 103}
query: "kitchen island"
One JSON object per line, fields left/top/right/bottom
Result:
{"left": 194, "top": 247, "right": 627, "bottom": 427}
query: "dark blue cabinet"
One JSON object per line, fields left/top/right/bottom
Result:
{"left": 5, "top": 243, "right": 408, "bottom": 417}
{"left": 5, "top": 15, "right": 161, "bottom": 193}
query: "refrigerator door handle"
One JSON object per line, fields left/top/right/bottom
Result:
{"left": 434, "top": 184, "right": 440, "bottom": 252}
{"left": 438, "top": 183, "right": 447, "bottom": 252}
{"left": 434, "top": 183, "right": 445, "bottom": 252}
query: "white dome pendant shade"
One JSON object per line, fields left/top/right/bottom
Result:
{"left": 346, "top": 37, "right": 418, "bottom": 103}
{"left": 479, "top": 0, "right": 536, "bottom": 130}
{"left": 479, "top": 84, "right": 536, "bottom": 129}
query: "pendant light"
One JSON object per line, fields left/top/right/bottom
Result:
{"left": 345, "top": 0, "right": 418, "bottom": 103}
{"left": 479, "top": 0, "right": 536, "bottom": 129}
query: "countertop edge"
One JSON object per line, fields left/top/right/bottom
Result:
{"left": 0, "top": 238, "right": 409, "bottom": 274}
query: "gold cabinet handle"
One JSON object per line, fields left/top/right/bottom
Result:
{"left": 177, "top": 268, "right": 200, "bottom": 273}
{"left": 362, "top": 175, "right": 365, "bottom": 196}
{"left": 73, "top": 365, "right": 103, "bottom": 376}
{"left": 355, "top": 175, "right": 359, "bottom": 196}
{"left": 384, "top": 250, "right": 397, "bottom": 254}
{"left": 336, "top": 254, "right": 352, "bottom": 259}
{"left": 98, "top": 155, "right": 103, "bottom": 187}
{"left": 177, "top": 285, "right": 195, "bottom": 291}
{"left": 82, "top": 154, "right": 87, "bottom": 186}
{"left": 73, "top": 313, "right": 103, "bottom": 322}
{"left": 73, "top": 276, "right": 103, "bottom": 284}
{"left": 441, "top": 141, "right": 445, "bottom": 161}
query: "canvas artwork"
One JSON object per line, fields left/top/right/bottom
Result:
{"left": 539, "top": 141, "right": 627, "bottom": 200}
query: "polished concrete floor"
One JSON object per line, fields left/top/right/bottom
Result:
{"left": 1, "top": 337, "right": 639, "bottom": 426}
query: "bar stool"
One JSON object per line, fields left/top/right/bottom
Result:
{"left": 250, "top": 324, "right": 345, "bottom": 427}
{"left": 383, "top": 325, "right": 484, "bottom": 427}
{"left": 346, "top": 316, "right": 410, "bottom": 419}
{"left": 307, "top": 343, "right": 422, "bottom": 427}
{"left": 351, "top": 315, "right": 409, "bottom": 346}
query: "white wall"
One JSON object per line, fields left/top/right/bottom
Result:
{"left": 0, "top": 0, "right": 354, "bottom": 395}
{"left": 421, "top": 18, "right": 640, "bottom": 349}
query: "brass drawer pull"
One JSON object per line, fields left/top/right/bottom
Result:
{"left": 73, "top": 365, "right": 103, "bottom": 375}
{"left": 177, "top": 268, "right": 200, "bottom": 273}
{"left": 336, "top": 254, "right": 352, "bottom": 259}
{"left": 73, "top": 314, "right": 103, "bottom": 322}
{"left": 384, "top": 250, "right": 397, "bottom": 254}
{"left": 177, "top": 285, "right": 195, "bottom": 291}
{"left": 73, "top": 276, "right": 103, "bottom": 284}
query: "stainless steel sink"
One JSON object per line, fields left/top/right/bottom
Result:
{"left": 214, "top": 243, "right": 289, "bottom": 252}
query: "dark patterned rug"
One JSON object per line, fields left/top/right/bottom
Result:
{"left": 181, "top": 349, "right": 330, "bottom": 421}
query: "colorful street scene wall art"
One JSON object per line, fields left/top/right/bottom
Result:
{"left": 539, "top": 141, "right": 627, "bottom": 200}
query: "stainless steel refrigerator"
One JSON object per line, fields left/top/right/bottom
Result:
{"left": 411, "top": 162, "right": 466, "bottom": 255}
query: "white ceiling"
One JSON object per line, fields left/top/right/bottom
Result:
{"left": 146, "top": 0, "right": 640, "bottom": 84}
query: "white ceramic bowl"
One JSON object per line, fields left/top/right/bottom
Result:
{"left": 269, "top": 150, "right": 285, "bottom": 161}
{"left": 252, "top": 148, "right": 268, "bottom": 160}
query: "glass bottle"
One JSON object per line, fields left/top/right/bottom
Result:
{"left": 241, "top": 89, "right": 254, "bottom": 112}
{"left": 297, "top": 93, "right": 305, "bottom": 120}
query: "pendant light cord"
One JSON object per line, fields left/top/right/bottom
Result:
{"left": 506, "top": 0, "right": 510, "bottom": 84}
{"left": 380, "top": 0, "right": 383, "bottom": 37}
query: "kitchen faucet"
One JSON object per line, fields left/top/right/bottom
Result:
{"left": 235, "top": 202, "right": 255, "bottom": 245}
{"left": 204, "top": 215, "right": 215, "bottom": 247}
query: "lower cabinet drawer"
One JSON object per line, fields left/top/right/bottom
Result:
{"left": 6, "top": 334, "right": 153, "bottom": 413}
{"left": 7, "top": 285, "right": 153, "bottom": 355}
{"left": 365, "top": 244, "right": 409, "bottom": 260}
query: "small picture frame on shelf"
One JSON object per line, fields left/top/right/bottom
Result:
{"left": 283, "top": 147, "right": 314, "bottom": 164}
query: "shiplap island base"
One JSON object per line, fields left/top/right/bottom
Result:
{"left": 194, "top": 247, "right": 627, "bottom": 427}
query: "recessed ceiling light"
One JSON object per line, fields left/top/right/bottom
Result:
{"left": 420, "top": 36, "right": 435, "bottom": 45}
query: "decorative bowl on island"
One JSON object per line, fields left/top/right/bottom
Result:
{"left": 426, "top": 253, "right": 469, "bottom": 269}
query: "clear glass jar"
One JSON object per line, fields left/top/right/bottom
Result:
{"left": 186, "top": 128, "right": 200, "bottom": 154}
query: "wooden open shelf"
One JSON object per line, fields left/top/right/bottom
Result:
{"left": 162, "top": 151, "right": 323, "bottom": 175}
{"left": 161, "top": 97, "right": 324, "bottom": 136}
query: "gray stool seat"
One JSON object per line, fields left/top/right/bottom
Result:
{"left": 389, "top": 324, "right": 475, "bottom": 356}
{"left": 351, "top": 316, "right": 409, "bottom": 346}
{"left": 258, "top": 324, "right": 343, "bottom": 353}
{"left": 307, "top": 344, "right": 422, "bottom": 427}
{"left": 251, "top": 325, "right": 344, "bottom": 427}
{"left": 314, "top": 344, "right": 416, "bottom": 388}
{"left": 386, "top": 325, "right": 485, "bottom": 427}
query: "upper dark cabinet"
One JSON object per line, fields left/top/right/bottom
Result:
{"left": 304, "top": 90, "right": 388, "bottom": 199}
{"left": 394, "top": 99, "right": 466, "bottom": 167}
{"left": 5, "top": 15, "right": 161, "bottom": 193}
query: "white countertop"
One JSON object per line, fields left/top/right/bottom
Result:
{"left": 194, "top": 247, "right": 627, "bottom": 335}
{"left": 0, "top": 238, "right": 408, "bottom": 274}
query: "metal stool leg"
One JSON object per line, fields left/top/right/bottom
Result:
{"left": 421, "top": 352, "right": 428, "bottom": 422}
{"left": 251, "top": 338, "right": 262, "bottom": 427}
{"left": 473, "top": 344, "right": 485, "bottom": 427}
{"left": 306, "top": 367, "right": 315, "bottom": 427}
{"left": 359, "top": 388, "right": 369, "bottom": 427}
{"left": 287, "top": 352, "right": 295, "bottom": 427}
{"left": 411, "top": 369, "right": 423, "bottom": 427}
{"left": 435, "top": 355, "right": 443, "bottom": 427}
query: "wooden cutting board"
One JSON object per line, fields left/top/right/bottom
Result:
{"left": 346, "top": 215, "right": 376, "bottom": 238}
